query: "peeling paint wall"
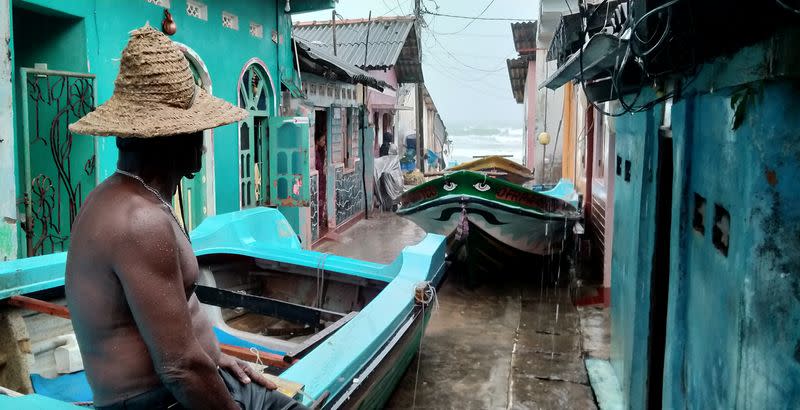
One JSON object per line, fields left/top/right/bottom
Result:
{"left": 0, "top": 0, "right": 17, "bottom": 261}
{"left": 663, "top": 80, "right": 800, "bottom": 408}
{"left": 611, "top": 30, "right": 800, "bottom": 409}
{"left": 610, "top": 95, "right": 661, "bottom": 410}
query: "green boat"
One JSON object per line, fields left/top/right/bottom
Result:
{"left": 396, "top": 171, "right": 580, "bottom": 277}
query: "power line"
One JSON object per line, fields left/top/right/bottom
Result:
{"left": 422, "top": 11, "right": 534, "bottom": 22}
{"left": 436, "top": 0, "right": 497, "bottom": 35}
{"left": 422, "top": 50, "right": 508, "bottom": 82}
{"left": 422, "top": 26, "right": 508, "bottom": 72}
{"left": 427, "top": 30, "right": 510, "bottom": 38}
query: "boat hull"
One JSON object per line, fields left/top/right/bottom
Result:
{"left": 401, "top": 196, "right": 573, "bottom": 255}
{"left": 397, "top": 171, "right": 579, "bottom": 256}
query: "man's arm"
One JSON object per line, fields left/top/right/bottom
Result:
{"left": 112, "top": 208, "right": 238, "bottom": 410}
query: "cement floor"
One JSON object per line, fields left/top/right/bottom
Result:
{"left": 316, "top": 212, "right": 606, "bottom": 409}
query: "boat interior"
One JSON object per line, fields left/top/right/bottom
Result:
{"left": 0, "top": 253, "right": 389, "bottom": 404}
{"left": 197, "top": 253, "right": 388, "bottom": 366}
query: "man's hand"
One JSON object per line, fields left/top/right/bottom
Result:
{"left": 218, "top": 354, "right": 278, "bottom": 390}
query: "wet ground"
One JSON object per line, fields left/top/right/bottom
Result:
{"left": 316, "top": 212, "right": 609, "bottom": 409}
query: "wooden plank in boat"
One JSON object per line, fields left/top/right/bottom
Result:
{"left": 220, "top": 344, "right": 291, "bottom": 369}
{"left": 262, "top": 373, "right": 304, "bottom": 401}
{"left": 283, "top": 311, "right": 358, "bottom": 362}
{"left": 6, "top": 295, "right": 292, "bottom": 371}
{"left": 195, "top": 285, "right": 345, "bottom": 326}
{"left": 7, "top": 296, "right": 70, "bottom": 320}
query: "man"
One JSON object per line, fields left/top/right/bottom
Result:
{"left": 65, "top": 25, "right": 309, "bottom": 410}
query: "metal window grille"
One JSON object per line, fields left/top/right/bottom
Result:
{"left": 146, "top": 0, "right": 170, "bottom": 8}
{"left": 186, "top": 0, "right": 207, "bottom": 20}
{"left": 222, "top": 11, "right": 239, "bottom": 30}
{"left": 249, "top": 22, "right": 264, "bottom": 38}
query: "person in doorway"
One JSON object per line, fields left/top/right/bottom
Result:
{"left": 314, "top": 133, "right": 328, "bottom": 232}
{"left": 379, "top": 131, "right": 397, "bottom": 157}
{"left": 65, "top": 25, "right": 310, "bottom": 410}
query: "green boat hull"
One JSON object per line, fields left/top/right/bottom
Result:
{"left": 396, "top": 171, "right": 580, "bottom": 256}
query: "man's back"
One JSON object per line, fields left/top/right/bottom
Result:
{"left": 65, "top": 175, "right": 200, "bottom": 406}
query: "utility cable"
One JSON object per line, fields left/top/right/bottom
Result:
{"left": 434, "top": 0, "right": 497, "bottom": 35}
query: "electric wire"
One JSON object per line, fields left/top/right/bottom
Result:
{"left": 434, "top": 0, "right": 497, "bottom": 35}
{"left": 421, "top": 11, "right": 533, "bottom": 22}
{"left": 422, "top": 25, "right": 509, "bottom": 72}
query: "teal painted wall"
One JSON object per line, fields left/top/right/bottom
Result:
{"left": 611, "top": 30, "right": 800, "bottom": 409}
{"left": 11, "top": 7, "right": 91, "bottom": 257}
{"left": 12, "top": 0, "right": 299, "bottom": 218}
{"left": 610, "top": 96, "right": 662, "bottom": 410}
{"left": 662, "top": 80, "right": 800, "bottom": 408}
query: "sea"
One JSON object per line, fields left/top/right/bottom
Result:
{"left": 447, "top": 125, "right": 525, "bottom": 166}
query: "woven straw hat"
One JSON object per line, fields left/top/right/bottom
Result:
{"left": 69, "top": 24, "right": 247, "bottom": 138}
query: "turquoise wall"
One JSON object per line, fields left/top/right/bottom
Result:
{"left": 611, "top": 29, "right": 800, "bottom": 409}
{"left": 610, "top": 95, "right": 662, "bottom": 410}
{"left": 12, "top": 0, "right": 299, "bottom": 216}
{"left": 662, "top": 80, "right": 800, "bottom": 408}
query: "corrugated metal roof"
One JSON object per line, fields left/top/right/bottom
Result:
{"left": 293, "top": 16, "right": 423, "bottom": 83}
{"left": 511, "top": 21, "right": 538, "bottom": 55}
{"left": 295, "top": 37, "right": 389, "bottom": 91}
{"left": 507, "top": 57, "right": 530, "bottom": 104}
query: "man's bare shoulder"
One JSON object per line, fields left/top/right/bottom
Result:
{"left": 76, "top": 177, "right": 178, "bottom": 249}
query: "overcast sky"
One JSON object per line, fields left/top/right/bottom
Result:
{"left": 293, "top": 0, "right": 539, "bottom": 129}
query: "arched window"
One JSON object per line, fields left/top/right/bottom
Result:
{"left": 237, "top": 61, "right": 275, "bottom": 208}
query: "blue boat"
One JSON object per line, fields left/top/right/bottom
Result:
{"left": 0, "top": 208, "right": 447, "bottom": 409}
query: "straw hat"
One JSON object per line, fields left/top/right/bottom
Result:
{"left": 69, "top": 24, "right": 247, "bottom": 138}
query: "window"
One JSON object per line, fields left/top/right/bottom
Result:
{"left": 222, "top": 11, "right": 239, "bottom": 30}
{"left": 344, "top": 108, "right": 351, "bottom": 166}
{"left": 310, "top": 84, "right": 317, "bottom": 95}
{"left": 249, "top": 22, "right": 264, "bottom": 38}
{"left": 146, "top": 0, "right": 170, "bottom": 8}
{"left": 186, "top": 0, "right": 207, "bottom": 20}
{"left": 344, "top": 108, "right": 360, "bottom": 166}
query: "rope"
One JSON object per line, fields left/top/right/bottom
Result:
{"left": 454, "top": 204, "right": 469, "bottom": 242}
{"left": 248, "top": 347, "right": 264, "bottom": 366}
{"left": 412, "top": 282, "right": 439, "bottom": 409}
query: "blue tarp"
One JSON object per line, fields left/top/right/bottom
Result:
{"left": 30, "top": 372, "right": 92, "bottom": 404}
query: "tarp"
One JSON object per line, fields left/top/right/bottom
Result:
{"left": 373, "top": 155, "right": 404, "bottom": 211}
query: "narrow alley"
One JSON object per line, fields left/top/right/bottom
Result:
{"left": 318, "top": 213, "right": 611, "bottom": 409}
{"left": 1, "top": 1, "right": 799, "bottom": 409}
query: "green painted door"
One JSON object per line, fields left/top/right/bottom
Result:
{"left": 17, "top": 68, "right": 96, "bottom": 256}
{"left": 238, "top": 64, "right": 272, "bottom": 208}
{"left": 269, "top": 117, "right": 310, "bottom": 206}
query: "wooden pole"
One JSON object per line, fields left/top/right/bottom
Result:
{"left": 415, "top": 0, "right": 425, "bottom": 173}
{"left": 331, "top": 10, "right": 338, "bottom": 56}
{"left": 361, "top": 11, "right": 372, "bottom": 219}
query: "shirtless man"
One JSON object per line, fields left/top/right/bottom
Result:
{"left": 65, "top": 25, "right": 309, "bottom": 410}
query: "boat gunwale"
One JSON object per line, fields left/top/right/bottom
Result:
{"left": 396, "top": 194, "right": 581, "bottom": 221}
{"left": 397, "top": 171, "right": 580, "bottom": 214}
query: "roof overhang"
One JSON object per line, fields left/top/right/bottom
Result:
{"left": 540, "top": 33, "right": 628, "bottom": 91}
{"left": 511, "top": 21, "right": 538, "bottom": 55}
{"left": 295, "top": 38, "right": 391, "bottom": 92}
{"left": 287, "top": 0, "right": 336, "bottom": 14}
{"left": 507, "top": 57, "right": 531, "bottom": 104}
